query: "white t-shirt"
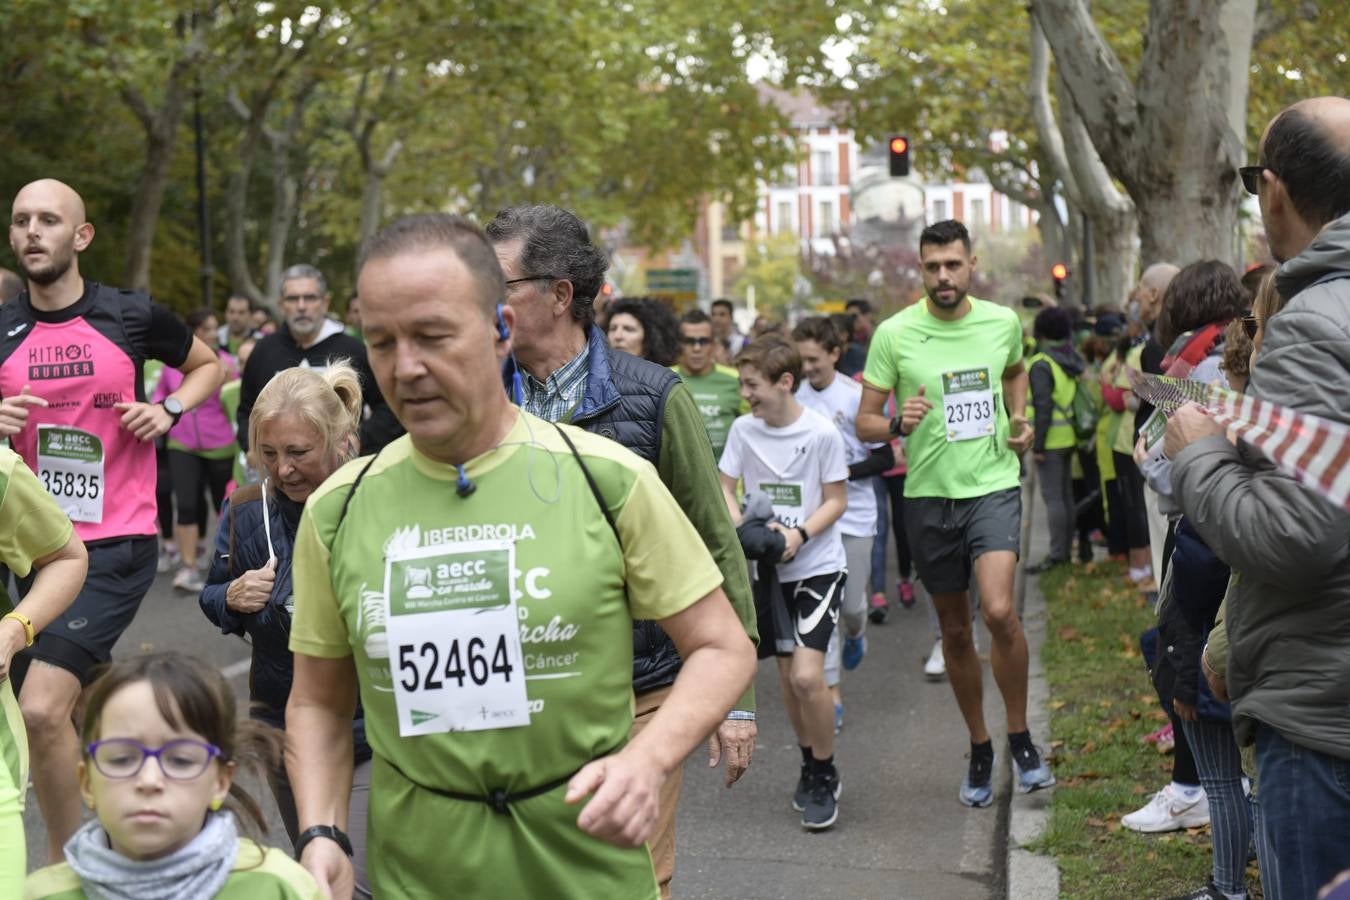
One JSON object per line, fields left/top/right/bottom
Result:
{"left": 720, "top": 406, "right": 849, "bottom": 582}
{"left": 796, "top": 375, "right": 880, "bottom": 538}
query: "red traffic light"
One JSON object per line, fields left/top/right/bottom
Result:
{"left": 889, "top": 137, "right": 908, "bottom": 154}
{"left": 1050, "top": 263, "right": 1068, "bottom": 281}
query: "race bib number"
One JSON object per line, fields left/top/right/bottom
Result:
{"left": 36, "top": 425, "right": 104, "bottom": 523}
{"left": 941, "top": 368, "right": 997, "bottom": 442}
{"left": 762, "top": 482, "right": 804, "bottom": 528}
{"left": 384, "top": 539, "right": 530, "bottom": 737}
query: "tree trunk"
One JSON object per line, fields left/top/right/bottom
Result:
{"left": 123, "top": 77, "right": 191, "bottom": 291}
{"left": 1032, "top": 0, "right": 1256, "bottom": 267}
{"left": 225, "top": 108, "right": 266, "bottom": 305}
{"left": 1030, "top": 15, "right": 1137, "bottom": 307}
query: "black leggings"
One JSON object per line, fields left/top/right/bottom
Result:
{"left": 1112, "top": 451, "right": 1152, "bottom": 552}
{"left": 882, "top": 473, "right": 914, "bottom": 580}
{"left": 168, "top": 450, "right": 233, "bottom": 528}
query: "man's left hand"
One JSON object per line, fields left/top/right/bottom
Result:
{"left": 707, "top": 718, "right": 756, "bottom": 787}
{"left": 1006, "top": 415, "right": 1034, "bottom": 455}
{"left": 114, "top": 401, "right": 174, "bottom": 442}
{"left": 566, "top": 751, "right": 664, "bottom": 848}
{"left": 1163, "top": 402, "right": 1224, "bottom": 459}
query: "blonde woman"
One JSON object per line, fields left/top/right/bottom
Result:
{"left": 198, "top": 362, "right": 372, "bottom": 899}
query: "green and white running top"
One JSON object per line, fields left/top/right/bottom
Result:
{"left": 289, "top": 410, "right": 722, "bottom": 899}
{"left": 24, "top": 840, "right": 322, "bottom": 899}
{"left": 0, "top": 446, "right": 76, "bottom": 898}
{"left": 863, "top": 298, "right": 1025, "bottom": 500}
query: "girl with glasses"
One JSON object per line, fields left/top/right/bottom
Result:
{"left": 25, "top": 652, "right": 320, "bottom": 899}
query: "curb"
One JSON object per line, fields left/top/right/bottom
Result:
{"left": 1007, "top": 476, "right": 1061, "bottom": 899}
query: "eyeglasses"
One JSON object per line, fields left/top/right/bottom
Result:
{"left": 281, "top": 293, "right": 324, "bottom": 305}
{"left": 681, "top": 336, "right": 713, "bottom": 347}
{"left": 1241, "top": 314, "right": 1260, "bottom": 340}
{"left": 505, "top": 275, "right": 560, "bottom": 287}
{"left": 1239, "top": 165, "right": 1274, "bottom": 195}
{"left": 87, "top": 738, "right": 222, "bottom": 781}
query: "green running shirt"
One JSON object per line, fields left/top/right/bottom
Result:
{"left": 674, "top": 364, "right": 747, "bottom": 460}
{"left": 863, "top": 299, "right": 1025, "bottom": 500}
{"left": 290, "top": 412, "right": 723, "bottom": 898}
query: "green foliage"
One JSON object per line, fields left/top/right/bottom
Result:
{"left": 733, "top": 232, "right": 806, "bottom": 314}
{"left": 0, "top": 0, "right": 799, "bottom": 305}
{"left": 1034, "top": 561, "right": 1261, "bottom": 899}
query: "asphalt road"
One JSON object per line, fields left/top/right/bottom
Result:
{"left": 22, "top": 546, "right": 1015, "bottom": 899}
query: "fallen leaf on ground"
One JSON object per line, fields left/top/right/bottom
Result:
{"left": 1058, "top": 626, "right": 1081, "bottom": 641}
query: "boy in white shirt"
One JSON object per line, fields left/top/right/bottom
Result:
{"left": 719, "top": 335, "right": 848, "bottom": 831}
{"left": 792, "top": 317, "right": 891, "bottom": 734}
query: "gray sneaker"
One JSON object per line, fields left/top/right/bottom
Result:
{"left": 801, "top": 769, "right": 840, "bottom": 831}
{"left": 792, "top": 764, "right": 809, "bottom": 812}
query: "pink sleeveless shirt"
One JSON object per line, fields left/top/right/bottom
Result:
{"left": 0, "top": 283, "right": 193, "bottom": 543}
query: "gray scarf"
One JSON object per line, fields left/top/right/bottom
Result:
{"left": 63, "top": 810, "right": 239, "bottom": 900}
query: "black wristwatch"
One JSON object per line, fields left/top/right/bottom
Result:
{"left": 293, "top": 824, "right": 353, "bottom": 860}
{"left": 888, "top": 415, "right": 905, "bottom": 437}
{"left": 160, "top": 396, "right": 184, "bottom": 426}
{"left": 795, "top": 525, "right": 810, "bottom": 545}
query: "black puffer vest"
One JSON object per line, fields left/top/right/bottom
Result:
{"left": 503, "top": 325, "right": 684, "bottom": 694}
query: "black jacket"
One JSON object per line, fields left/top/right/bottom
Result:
{"left": 237, "top": 319, "right": 402, "bottom": 454}
{"left": 1150, "top": 518, "right": 1231, "bottom": 721}
{"left": 201, "top": 484, "right": 371, "bottom": 760}
{"left": 503, "top": 326, "right": 687, "bottom": 695}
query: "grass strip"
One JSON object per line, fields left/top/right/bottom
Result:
{"left": 1031, "top": 559, "right": 1260, "bottom": 898}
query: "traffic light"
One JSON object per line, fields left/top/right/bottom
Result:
{"left": 888, "top": 136, "right": 910, "bottom": 177}
{"left": 1051, "top": 262, "right": 1068, "bottom": 300}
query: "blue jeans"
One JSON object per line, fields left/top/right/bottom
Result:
{"left": 1254, "top": 723, "right": 1350, "bottom": 900}
{"left": 1180, "top": 718, "right": 1251, "bottom": 895}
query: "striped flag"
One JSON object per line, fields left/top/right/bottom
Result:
{"left": 1129, "top": 371, "right": 1350, "bottom": 512}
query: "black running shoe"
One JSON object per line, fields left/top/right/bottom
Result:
{"left": 801, "top": 769, "right": 840, "bottom": 831}
{"left": 791, "top": 763, "right": 810, "bottom": 812}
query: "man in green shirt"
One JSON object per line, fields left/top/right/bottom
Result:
{"left": 674, "top": 308, "right": 746, "bottom": 460}
{"left": 286, "top": 213, "right": 755, "bottom": 899}
{"left": 857, "top": 220, "right": 1055, "bottom": 808}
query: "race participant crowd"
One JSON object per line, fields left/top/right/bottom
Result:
{"left": 0, "top": 93, "right": 1344, "bottom": 900}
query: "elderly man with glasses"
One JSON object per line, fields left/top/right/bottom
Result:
{"left": 237, "top": 263, "right": 402, "bottom": 455}
{"left": 487, "top": 205, "right": 759, "bottom": 900}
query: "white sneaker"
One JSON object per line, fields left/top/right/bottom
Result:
{"left": 1121, "top": 783, "right": 1210, "bottom": 833}
{"left": 924, "top": 638, "right": 946, "bottom": 681}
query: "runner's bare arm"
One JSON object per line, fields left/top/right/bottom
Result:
{"left": 718, "top": 472, "right": 742, "bottom": 525}
{"left": 566, "top": 587, "right": 754, "bottom": 847}
{"left": 0, "top": 531, "right": 86, "bottom": 681}
{"left": 287, "top": 653, "right": 359, "bottom": 900}
{"left": 116, "top": 337, "right": 225, "bottom": 441}
{"left": 1002, "top": 362, "right": 1033, "bottom": 454}
{"left": 856, "top": 383, "right": 893, "bottom": 443}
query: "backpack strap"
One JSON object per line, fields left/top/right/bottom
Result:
{"left": 551, "top": 422, "right": 621, "bottom": 548}
{"left": 333, "top": 451, "right": 383, "bottom": 544}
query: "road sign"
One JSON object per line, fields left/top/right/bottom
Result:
{"left": 645, "top": 268, "right": 699, "bottom": 293}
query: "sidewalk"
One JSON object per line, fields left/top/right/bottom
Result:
{"left": 672, "top": 479, "right": 1060, "bottom": 899}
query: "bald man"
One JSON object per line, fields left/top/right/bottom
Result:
{"left": 1167, "top": 96, "right": 1350, "bottom": 899}
{"left": 2, "top": 179, "right": 223, "bottom": 858}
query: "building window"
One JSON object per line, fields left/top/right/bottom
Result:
{"left": 777, "top": 200, "right": 794, "bottom": 234}
{"left": 1008, "top": 200, "right": 1023, "bottom": 229}
{"left": 815, "top": 150, "right": 836, "bottom": 186}
{"left": 818, "top": 200, "right": 836, "bottom": 237}
{"left": 932, "top": 198, "right": 948, "bottom": 221}
{"left": 721, "top": 222, "right": 740, "bottom": 242}
{"left": 971, "top": 198, "right": 985, "bottom": 227}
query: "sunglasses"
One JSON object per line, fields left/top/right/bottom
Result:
{"left": 681, "top": 336, "right": 713, "bottom": 347}
{"left": 1238, "top": 165, "right": 1274, "bottom": 196}
{"left": 1241, "top": 314, "right": 1259, "bottom": 340}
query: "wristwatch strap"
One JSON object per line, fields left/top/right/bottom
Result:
{"left": 293, "top": 824, "right": 353, "bottom": 860}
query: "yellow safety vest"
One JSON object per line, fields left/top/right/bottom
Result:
{"left": 1026, "top": 351, "right": 1077, "bottom": 450}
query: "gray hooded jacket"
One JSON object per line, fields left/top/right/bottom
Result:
{"left": 1171, "top": 210, "right": 1350, "bottom": 758}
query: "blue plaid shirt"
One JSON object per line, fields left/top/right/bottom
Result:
{"left": 519, "top": 347, "right": 589, "bottom": 423}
